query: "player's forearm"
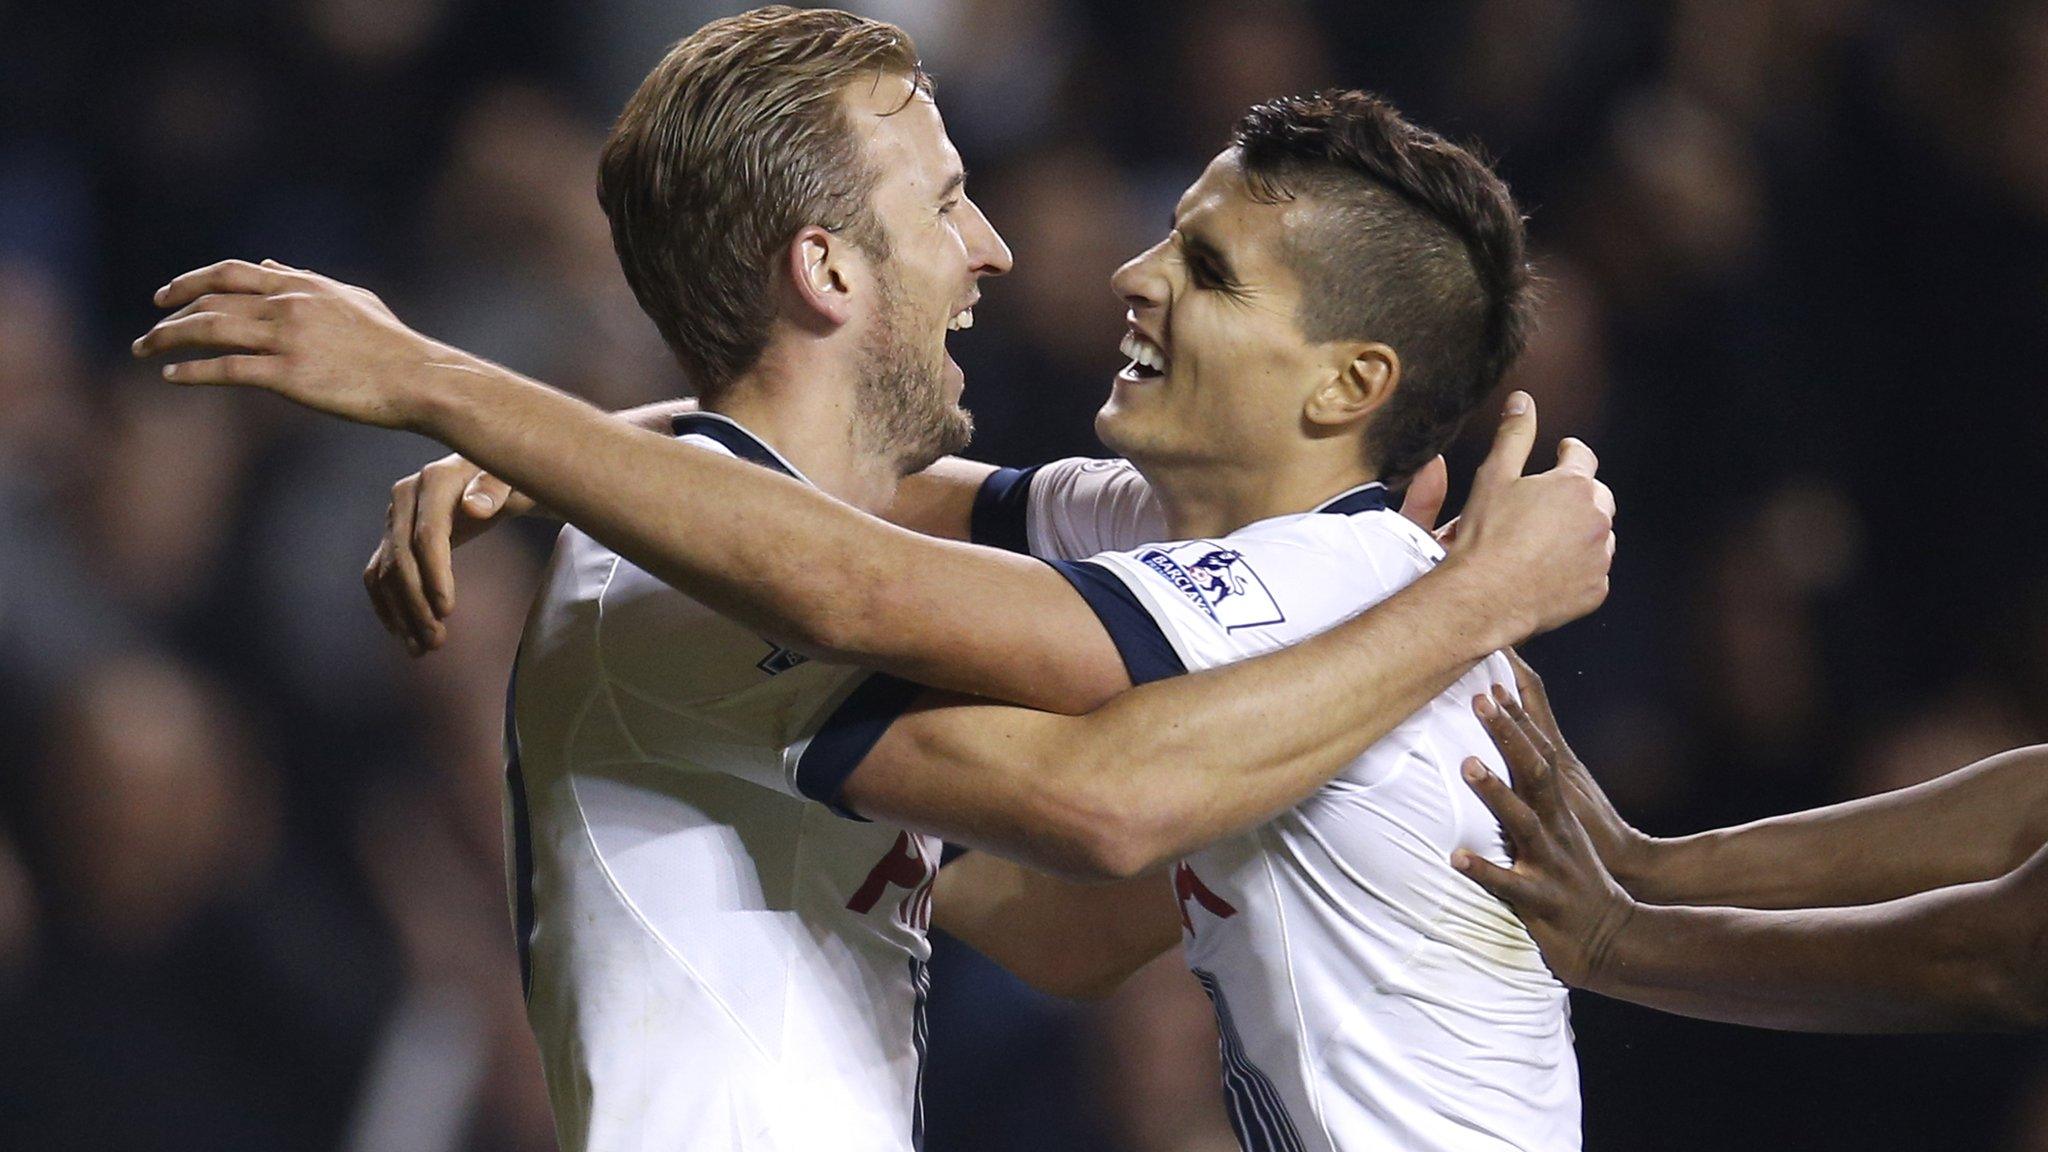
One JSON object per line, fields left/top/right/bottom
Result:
{"left": 931, "top": 855, "right": 1179, "bottom": 1000}
{"left": 1033, "top": 555, "right": 1524, "bottom": 877}
{"left": 1628, "top": 745, "right": 2048, "bottom": 909}
{"left": 413, "top": 359, "right": 971, "bottom": 665}
{"left": 1591, "top": 850, "right": 2048, "bottom": 1032}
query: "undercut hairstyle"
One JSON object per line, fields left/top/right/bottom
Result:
{"left": 1233, "top": 90, "right": 1534, "bottom": 483}
{"left": 597, "top": 6, "right": 930, "bottom": 396}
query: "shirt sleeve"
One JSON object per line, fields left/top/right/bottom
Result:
{"left": 970, "top": 457, "right": 1167, "bottom": 560}
{"left": 781, "top": 672, "right": 927, "bottom": 820}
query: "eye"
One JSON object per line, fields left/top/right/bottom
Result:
{"left": 1187, "top": 255, "right": 1223, "bottom": 289}
{"left": 939, "top": 198, "right": 961, "bottom": 217}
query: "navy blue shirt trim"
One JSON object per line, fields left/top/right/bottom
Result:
{"left": 504, "top": 666, "right": 538, "bottom": 1002}
{"left": 1313, "top": 482, "right": 1388, "bottom": 516}
{"left": 797, "top": 673, "right": 927, "bottom": 820}
{"left": 671, "top": 412, "right": 799, "bottom": 480}
{"left": 1049, "top": 559, "right": 1187, "bottom": 686}
{"left": 970, "top": 465, "right": 1041, "bottom": 554}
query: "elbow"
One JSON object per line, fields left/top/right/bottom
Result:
{"left": 1039, "top": 797, "right": 1177, "bottom": 884}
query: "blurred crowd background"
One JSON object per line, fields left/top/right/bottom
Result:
{"left": 5, "top": 0, "right": 2048, "bottom": 1148}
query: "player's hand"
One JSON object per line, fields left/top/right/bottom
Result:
{"left": 364, "top": 454, "right": 534, "bottom": 656}
{"left": 1452, "top": 685, "right": 1637, "bottom": 989}
{"left": 132, "top": 258, "right": 465, "bottom": 430}
{"left": 1449, "top": 392, "right": 1615, "bottom": 638}
{"left": 1502, "top": 651, "right": 1660, "bottom": 884}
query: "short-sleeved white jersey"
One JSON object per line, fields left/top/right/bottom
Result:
{"left": 976, "top": 459, "right": 1580, "bottom": 1152}
{"left": 507, "top": 413, "right": 941, "bottom": 1152}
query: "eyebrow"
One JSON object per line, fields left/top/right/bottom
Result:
{"left": 937, "top": 169, "right": 967, "bottom": 201}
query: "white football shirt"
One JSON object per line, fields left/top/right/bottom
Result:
{"left": 971, "top": 459, "right": 1581, "bottom": 1152}
{"left": 506, "top": 413, "right": 942, "bottom": 1152}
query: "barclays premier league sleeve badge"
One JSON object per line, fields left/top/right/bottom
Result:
{"left": 1133, "top": 543, "right": 1285, "bottom": 631}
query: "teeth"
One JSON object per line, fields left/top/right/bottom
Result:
{"left": 1119, "top": 331, "right": 1167, "bottom": 372}
{"left": 947, "top": 308, "right": 974, "bottom": 331}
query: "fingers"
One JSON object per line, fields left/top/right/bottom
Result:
{"left": 1504, "top": 649, "right": 1561, "bottom": 737}
{"left": 1492, "top": 685, "right": 1560, "bottom": 773}
{"left": 1554, "top": 436, "right": 1599, "bottom": 478}
{"left": 1474, "top": 692, "right": 1551, "bottom": 796}
{"left": 1461, "top": 758, "right": 1544, "bottom": 849}
{"left": 1466, "top": 391, "right": 1538, "bottom": 513}
{"left": 133, "top": 311, "right": 275, "bottom": 359}
{"left": 462, "top": 471, "right": 515, "bottom": 520}
{"left": 412, "top": 463, "right": 472, "bottom": 619}
{"left": 158, "top": 355, "right": 282, "bottom": 388}
{"left": 363, "top": 541, "right": 407, "bottom": 641}
{"left": 1450, "top": 847, "right": 1535, "bottom": 905}
{"left": 1400, "top": 455, "right": 1448, "bottom": 532}
{"left": 154, "top": 259, "right": 294, "bottom": 309}
{"left": 384, "top": 479, "right": 444, "bottom": 654}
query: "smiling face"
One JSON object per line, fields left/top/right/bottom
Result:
{"left": 1097, "top": 149, "right": 1372, "bottom": 478}
{"left": 843, "top": 75, "right": 1012, "bottom": 472}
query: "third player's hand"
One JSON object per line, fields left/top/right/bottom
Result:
{"left": 1453, "top": 687, "right": 1638, "bottom": 990}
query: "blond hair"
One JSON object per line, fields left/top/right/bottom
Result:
{"left": 597, "top": 6, "right": 929, "bottom": 395}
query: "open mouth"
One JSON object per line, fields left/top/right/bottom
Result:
{"left": 1118, "top": 330, "right": 1167, "bottom": 380}
{"left": 947, "top": 307, "right": 974, "bottom": 332}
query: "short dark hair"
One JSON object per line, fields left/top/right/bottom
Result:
{"left": 1232, "top": 89, "right": 1533, "bottom": 482}
{"left": 597, "top": 7, "right": 930, "bottom": 396}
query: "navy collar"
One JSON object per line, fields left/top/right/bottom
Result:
{"left": 670, "top": 412, "right": 809, "bottom": 484}
{"left": 1312, "top": 482, "right": 1389, "bottom": 515}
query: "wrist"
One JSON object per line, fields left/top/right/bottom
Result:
{"left": 405, "top": 344, "right": 508, "bottom": 441}
{"left": 1430, "top": 552, "right": 1538, "bottom": 654}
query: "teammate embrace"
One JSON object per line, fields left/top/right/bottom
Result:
{"left": 131, "top": 5, "right": 2046, "bottom": 1152}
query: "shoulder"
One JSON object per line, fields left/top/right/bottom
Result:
{"left": 1088, "top": 511, "right": 1438, "bottom": 642}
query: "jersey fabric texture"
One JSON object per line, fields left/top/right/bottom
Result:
{"left": 506, "top": 413, "right": 941, "bottom": 1152}
{"left": 981, "top": 458, "right": 1580, "bottom": 1151}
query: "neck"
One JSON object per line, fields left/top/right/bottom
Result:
{"left": 1141, "top": 451, "right": 1383, "bottom": 538}
{"left": 702, "top": 345, "right": 901, "bottom": 514}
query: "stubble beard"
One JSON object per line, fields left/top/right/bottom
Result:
{"left": 854, "top": 272, "right": 973, "bottom": 476}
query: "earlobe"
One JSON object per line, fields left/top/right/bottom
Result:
{"left": 1306, "top": 343, "right": 1401, "bottom": 428}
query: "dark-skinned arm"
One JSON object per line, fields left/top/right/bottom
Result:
{"left": 1456, "top": 693, "right": 2048, "bottom": 1033}
{"left": 1506, "top": 654, "right": 2048, "bottom": 909}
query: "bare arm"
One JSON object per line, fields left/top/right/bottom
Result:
{"left": 1625, "top": 747, "right": 2048, "bottom": 909}
{"left": 1508, "top": 655, "right": 2048, "bottom": 908}
{"left": 1457, "top": 695, "right": 2048, "bottom": 1033}
{"left": 140, "top": 263, "right": 1607, "bottom": 726}
{"left": 838, "top": 544, "right": 1563, "bottom": 881}
{"left": 1591, "top": 850, "right": 2048, "bottom": 1033}
{"left": 609, "top": 396, "right": 998, "bottom": 539}
{"left": 931, "top": 854, "right": 1182, "bottom": 999}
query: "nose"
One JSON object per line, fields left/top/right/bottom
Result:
{"left": 962, "top": 198, "right": 1013, "bottom": 278}
{"left": 1111, "top": 239, "right": 1169, "bottom": 313}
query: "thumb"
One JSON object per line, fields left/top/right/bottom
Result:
{"left": 462, "top": 472, "right": 515, "bottom": 519}
{"left": 1400, "top": 455, "right": 1448, "bottom": 532}
{"left": 1467, "top": 391, "right": 1538, "bottom": 514}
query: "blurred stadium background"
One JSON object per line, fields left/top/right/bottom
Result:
{"left": 5, "top": 0, "right": 2048, "bottom": 1148}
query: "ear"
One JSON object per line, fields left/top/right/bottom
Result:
{"left": 784, "top": 225, "right": 857, "bottom": 329}
{"left": 1304, "top": 342, "right": 1401, "bottom": 429}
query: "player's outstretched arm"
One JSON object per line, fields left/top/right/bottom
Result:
{"left": 831, "top": 426, "right": 1613, "bottom": 881}
{"left": 365, "top": 429, "right": 1001, "bottom": 654}
{"left": 135, "top": 262, "right": 1614, "bottom": 880}
{"left": 1457, "top": 697, "right": 2048, "bottom": 1032}
{"left": 136, "top": 260, "right": 1134, "bottom": 713}
{"left": 1504, "top": 655, "right": 2048, "bottom": 909}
